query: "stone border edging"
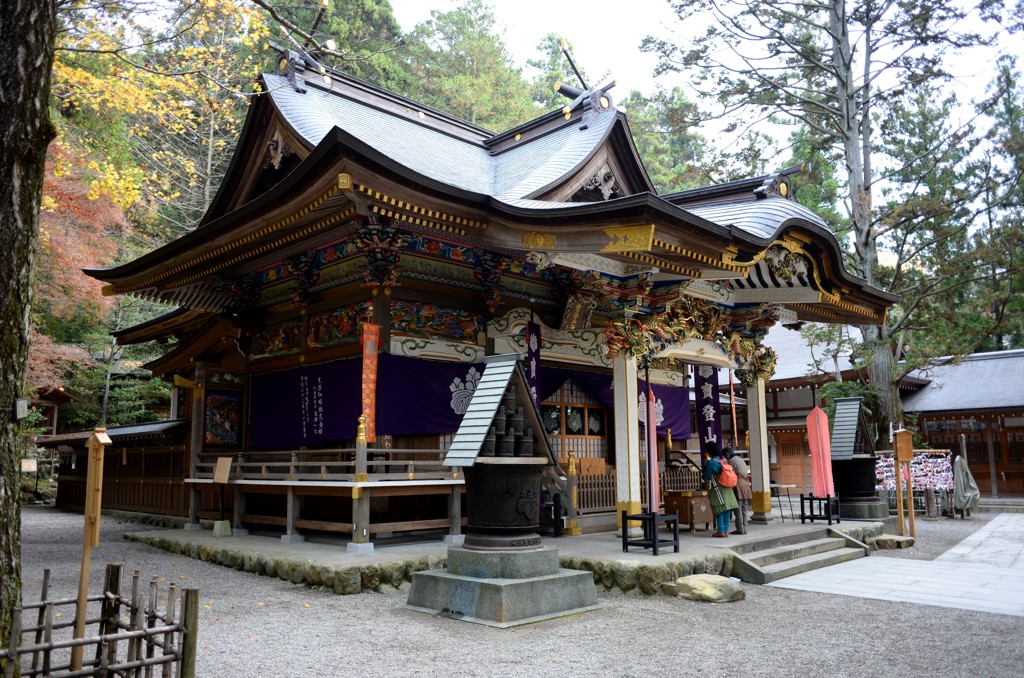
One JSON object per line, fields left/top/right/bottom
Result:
{"left": 125, "top": 533, "right": 735, "bottom": 597}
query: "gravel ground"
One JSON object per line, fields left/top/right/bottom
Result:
{"left": 18, "top": 505, "right": 1023, "bottom": 677}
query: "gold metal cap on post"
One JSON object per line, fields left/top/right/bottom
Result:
{"left": 354, "top": 416, "right": 369, "bottom": 482}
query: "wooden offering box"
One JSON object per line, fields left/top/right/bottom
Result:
{"left": 664, "top": 490, "right": 712, "bottom": 534}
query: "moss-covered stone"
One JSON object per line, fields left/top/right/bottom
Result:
{"left": 611, "top": 561, "right": 640, "bottom": 592}
{"left": 334, "top": 567, "right": 361, "bottom": 595}
{"left": 389, "top": 561, "right": 407, "bottom": 587}
{"left": 361, "top": 563, "right": 381, "bottom": 591}
{"left": 637, "top": 563, "right": 673, "bottom": 595}
{"left": 703, "top": 552, "right": 724, "bottom": 575}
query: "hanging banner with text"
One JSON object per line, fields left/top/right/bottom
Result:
{"left": 694, "top": 364, "right": 723, "bottom": 453}
{"left": 526, "top": 321, "right": 541, "bottom": 407}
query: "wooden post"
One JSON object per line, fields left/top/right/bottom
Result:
{"left": 565, "top": 450, "right": 583, "bottom": 536}
{"left": 354, "top": 416, "right": 368, "bottom": 482}
{"left": 179, "top": 589, "right": 199, "bottom": 678}
{"left": 186, "top": 364, "right": 206, "bottom": 527}
{"left": 99, "top": 564, "right": 121, "bottom": 668}
{"left": 986, "top": 426, "right": 999, "bottom": 498}
{"left": 72, "top": 427, "right": 111, "bottom": 670}
{"left": 894, "top": 430, "right": 913, "bottom": 538}
{"left": 31, "top": 568, "right": 50, "bottom": 673}
{"left": 348, "top": 417, "right": 372, "bottom": 551}
{"left": 447, "top": 485, "right": 462, "bottom": 538}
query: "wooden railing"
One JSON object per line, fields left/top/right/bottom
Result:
{"left": 576, "top": 468, "right": 702, "bottom": 514}
{"left": 194, "top": 446, "right": 456, "bottom": 483}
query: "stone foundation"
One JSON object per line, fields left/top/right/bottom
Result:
{"left": 125, "top": 532, "right": 737, "bottom": 596}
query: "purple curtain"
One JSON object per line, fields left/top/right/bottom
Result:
{"left": 250, "top": 359, "right": 362, "bottom": 447}
{"left": 376, "top": 353, "right": 486, "bottom": 435}
{"left": 250, "top": 356, "right": 692, "bottom": 447}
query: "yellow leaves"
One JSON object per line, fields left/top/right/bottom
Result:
{"left": 85, "top": 160, "right": 143, "bottom": 211}
{"left": 40, "top": 195, "right": 58, "bottom": 213}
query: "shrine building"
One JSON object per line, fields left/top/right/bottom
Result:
{"left": 62, "top": 47, "right": 898, "bottom": 546}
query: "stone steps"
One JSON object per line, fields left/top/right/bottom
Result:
{"left": 745, "top": 537, "right": 850, "bottom": 568}
{"left": 977, "top": 498, "right": 1024, "bottom": 513}
{"left": 759, "top": 547, "right": 866, "bottom": 582}
{"left": 729, "top": 528, "right": 870, "bottom": 584}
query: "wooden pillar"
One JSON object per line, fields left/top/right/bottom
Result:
{"left": 348, "top": 416, "right": 374, "bottom": 552}
{"left": 613, "top": 354, "right": 642, "bottom": 532}
{"left": 446, "top": 483, "right": 463, "bottom": 542}
{"left": 282, "top": 486, "right": 304, "bottom": 543}
{"left": 747, "top": 376, "right": 774, "bottom": 523}
{"left": 186, "top": 363, "right": 205, "bottom": 529}
{"left": 986, "top": 426, "right": 999, "bottom": 497}
{"left": 232, "top": 484, "right": 247, "bottom": 535}
{"left": 282, "top": 453, "right": 303, "bottom": 543}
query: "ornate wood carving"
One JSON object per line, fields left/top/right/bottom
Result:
{"left": 560, "top": 291, "right": 598, "bottom": 330}
{"left": 355, "top": 216, "right": 406, "bottom": 295}
{"left": 474, "top": 250, "right": 505, "bottom": 312}
{"left": 286, "top": 249, "right": 322, "bottom": 307}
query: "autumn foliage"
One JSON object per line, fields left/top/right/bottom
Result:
{"left": 36, "top": 140, "right": 125, "bottom": 321}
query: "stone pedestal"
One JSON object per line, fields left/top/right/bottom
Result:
{"left": 212, "top": 520, "right": 232, "bottom": 538}
{"left": 406, "top": 546, "right": 599, "bottom": 628}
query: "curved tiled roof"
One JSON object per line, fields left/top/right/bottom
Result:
{"left": 902, "top": 350, "right": 1024, "bottom": 412}
{"left": 265, "top": 74, "right": 494, "bottom": 194}
{"left": 686, "top": 197, "right": 829, "bottom": 240}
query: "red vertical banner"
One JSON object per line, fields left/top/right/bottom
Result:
{"left": 361, "top": 323, "right": 379, "bottom": 443}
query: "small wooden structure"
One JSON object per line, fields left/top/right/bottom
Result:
{"left": 2, "top": 565, "right": 199, "bottom": 678}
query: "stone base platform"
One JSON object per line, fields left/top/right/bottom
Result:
{"left": 406, "top": 546, "right": 600, "bottom": 627}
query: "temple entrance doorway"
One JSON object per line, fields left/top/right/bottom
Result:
{"left": 540, "top": 378, "right": 609, "bottom": 475}
{"left": 773, "top": 430, "right": 811, "bottom": 494}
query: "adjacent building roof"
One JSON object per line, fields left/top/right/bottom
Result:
{"left": 902, "top": 350, "right": 1024, "bottom": 413}
{"left": 36, "top": 420, "right": 186, "bottom": 448}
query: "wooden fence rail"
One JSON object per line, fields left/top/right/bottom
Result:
{"left": 576, "top": 469, "right": 701, "bottom": 514}
{"left": 1, "top": 564, "right": 199, "bottom": 678}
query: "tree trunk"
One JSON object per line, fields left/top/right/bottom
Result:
{"left": 0, "top": 0, "right": 57, "bottom": 656}
{"left": 862, "top": 323, "right": 903, "bottom": 450}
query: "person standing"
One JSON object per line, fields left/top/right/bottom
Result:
{"left": 726, "top": 447, "right": 752, "bottom": 534}
{"left": 702, "top": 443, "right": 739, "bottom": 537}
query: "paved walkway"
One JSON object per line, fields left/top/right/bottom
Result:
{"left": 768, "top": 513, "right": 1024, "bottom": 617}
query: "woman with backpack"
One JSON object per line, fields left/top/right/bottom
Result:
{"left": 702, "top": 443, "right": 739, "bottom": 537}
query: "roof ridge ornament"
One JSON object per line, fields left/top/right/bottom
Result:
{"left": 753, "top": 164, "right": 802, "bottom": 200}
{"left": 555, "top": 37, "right": 616, "bottom": 130}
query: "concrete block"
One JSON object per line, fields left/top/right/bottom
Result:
{"left": 346, "top": 542, "right": 374, "bottom": 554}
{"left": 446, "top": 546, "right": 559, "bottom": 579}
{"left": 212, "top": 520, "right": 232, "bottom": 538}
{"left": 406, "top": 568, "right": 599, "bottom": 628}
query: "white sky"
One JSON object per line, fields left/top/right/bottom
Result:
{"left": 387, "top": 0, "right": 1003, "bottom": 119}
{"left": 388, "top": 0, "right": 685, "bottom": 98}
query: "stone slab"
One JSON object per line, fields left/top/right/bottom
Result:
{"left": 446, "top": 545, "right": 559, "bottom": 579}
{"left": 406, "top": 568, "right": 600, "bottom": 628}
{"left": 840, "top": 500, "right": 889, "bottom": 520}
{"left": 346, "top": 542, "right": 374, "bottom": 554}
